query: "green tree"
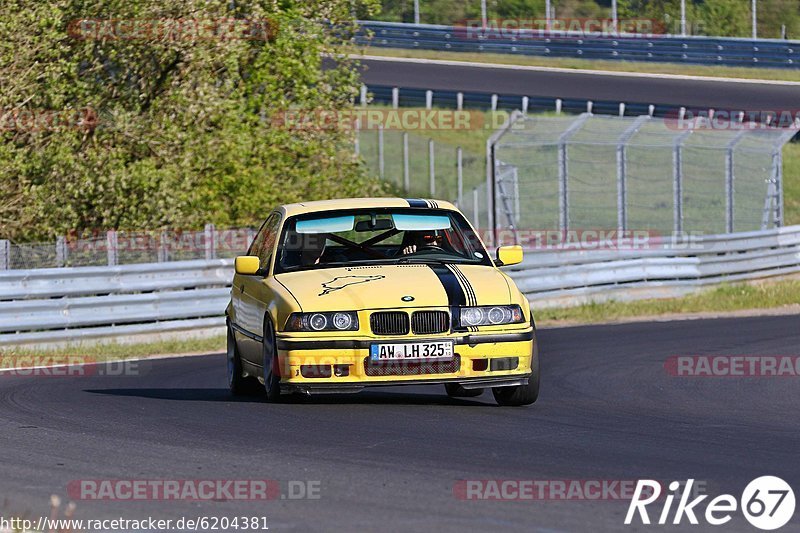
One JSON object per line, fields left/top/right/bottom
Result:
{"left": 0, "top": 0, "right": 385, "bottom": 241}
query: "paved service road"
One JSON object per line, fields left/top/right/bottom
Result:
{"left": 358, "top": 56, "right": 800, "bottom": 111}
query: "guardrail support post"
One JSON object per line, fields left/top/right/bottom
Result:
{"left": 555, "top": 98, "right": 562, "bottom": 114}
{"left": 457, "top": 92, "right": 463, "bottom": 111}
{"left": 425, "top": 90, "right": 433, "bottom": 110}
{"left": 0, "top": 240, "right": 9, "bottom": 270}
{"left": 428, "top": 139, "right": 435, "bottom": 196}
{"left": 522, "top": 96, "right": 529, "bottom": 114}
{"left": 402, "top": 132, "right": 410, "bottom": 194}
{"left": 107, "top": 230, "right": 118, "bottom": 266}
{"left": 360, "top": 85, "right": 367, "bottom": 107}
{"left": 56, "top": 236, "right": 68, "bottom": 267}
{"left": 392, "top": 87, "right": 399, "bottom": 109}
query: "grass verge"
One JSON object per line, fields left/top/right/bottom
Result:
{"left": 359, "top": 47, "right": 800, "bottom": 83}
{"left": 0, "top": 335, "right": 225, "bottom": 366}
{"left": 536, "top": 279, "right": 800, "bottom": 326}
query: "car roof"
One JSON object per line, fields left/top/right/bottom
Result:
{"left": 279, "top": 198, "right": 459, "bottom": 217}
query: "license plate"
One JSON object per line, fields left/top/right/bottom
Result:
{"left": 370, "top": 340, "right": 454, "bottom": 361}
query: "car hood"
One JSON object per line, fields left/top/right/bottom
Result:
{"left": 274, "top": 264, "right": 513, "bottom": 312}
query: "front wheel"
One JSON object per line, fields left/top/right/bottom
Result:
{"left": 493, "top": 329, "right": 540, "bottom": 407}
{"left": 227, "top": 325, "right": 260, "bottom": 396}
{"left": 261, "top": 318, "right": 282, "bottom": 402}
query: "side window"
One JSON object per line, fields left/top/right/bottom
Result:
{"left": 249, "top": 213, "right": 281, "bottom": 275}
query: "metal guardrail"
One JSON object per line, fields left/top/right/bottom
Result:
{"left": 1, "top": 227, "right": 799, "bottom": 346}
{"left": 358, "top": 21, "right": 800, "bottom": 69}
{"left": 505, "top": 225, "right": 800, "bottom": 306}
{"left": 0, "top": 259, "right": 232, "bottom": 346}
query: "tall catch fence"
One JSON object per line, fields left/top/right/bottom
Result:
{"left": 491, "top": 113, "right": 798, "bottom": 245}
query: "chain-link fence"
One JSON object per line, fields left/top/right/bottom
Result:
{"left": 357, "top": 127, "right": 490, "bottom": 228}
{"left": 491, "top": 113, "right": 798, "bottom": 243}
{"left": 0, "top": 226, "right": 255, "bottom": 270}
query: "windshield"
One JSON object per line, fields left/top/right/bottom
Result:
{"left": 274, "top": 208, "right": 491, "bottom": 273}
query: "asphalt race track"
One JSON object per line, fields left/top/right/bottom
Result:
{"left": 1, "top": 314, "right": 799, "bottom": 532}
{"left": 358, "top": 57, "right": 800, "bottom": 111}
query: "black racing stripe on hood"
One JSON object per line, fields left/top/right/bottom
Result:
{"left": 428, "top": 264, "right": 467, "bottom": 307}
{"left": 406, "top": 199, "right": 429, "bottom": 208}
{"left": 448, "top": 265, "right": 476, "bottom": 306}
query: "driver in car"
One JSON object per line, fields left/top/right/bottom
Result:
{"left": 402, "top": 230, "right": 442, "bottom": 255}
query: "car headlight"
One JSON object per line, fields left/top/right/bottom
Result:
{"left": 458, "top": 305, "right": 523, "bottom": 327}
{"left": 284, "top": 312, "right": 359, "bottom": 332}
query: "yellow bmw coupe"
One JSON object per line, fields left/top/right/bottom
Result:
{"left": 225, "top": 198, "right": 539, "bottom": 406}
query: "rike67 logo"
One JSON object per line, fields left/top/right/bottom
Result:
{"left": 626, "top": 477, "right": 795, "bottom": 530}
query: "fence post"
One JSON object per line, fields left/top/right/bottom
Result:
{"left": 521, "top": 97, "right": 529, "bottom": 114}
{"left": 56, "top": 236, "right": 68, "bottom": 267}
{"left": 725, "top": 130, "right": 747, "bottom": 233}
{"left": 672, "top": 131, "right": 692, "bottom": 235}
{"left": 158, "top": 230, "right": 169, "bottom": 262}
{"left": 457, "top": 92, "right": 463, "bottom": 111}
{"left": 0, "top": 240, "right": 9, "bottom": 270}
{"left": 425, "top": 90, "right": 433, "bottom": 110}
{"left": 204, "top": 224, "right": 216, "bottom": 260}
{"left": 106, "top": 230, "right": 118, "bottom": 266}
{"left": 360, "top": 85, "right": 367, "bottom": 107}
{"left": 457, "top": 146, "right": 463, "bottom": 208}
{"left": 391, "top": 87, "right": 399, "bottom": 109}
{"left": 491, "top": 94, "right": 498, "bottom": 111}
{"left": 473, "top": 188, "right": 479, "bottom": 228}
{"left": 617, "top": 116, "right": 649, "bottom": 233}
{"left": 354, "top": 118, "right": 360, "bottom": 156}
{"left": 378, "top": 125, "right": 385, "bottom": 181}
{"left": 428, "top": 139, "right": 435, "bottom": 196}
{"left": 402, "top": 132, "right": 410, "bottom": 194}
{"left": 557, "top": 113, "right": 591, "bottom": 233}
{"left": 775, "top": 150, "right": 784, "bottom": 227}
{"left": 555, "top": 98, "right": 562, "bottom": 114}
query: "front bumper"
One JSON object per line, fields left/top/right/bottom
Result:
{"left": 275, "top": 329, "right": 535, "bottom": 394}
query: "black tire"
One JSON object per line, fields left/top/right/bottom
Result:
{"left": 261, "top": 318, "right": 282, "bottom": 402}
{"left": 227, "top": 325, "right": 260, "bottom": 396}
{"left": 444, "top": 383, "right": 484, "bottom": 398}
{"left": 492, "top": 329, "right": 540, "bottom": 407}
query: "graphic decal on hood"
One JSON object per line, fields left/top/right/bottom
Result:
{"left": 319, "top": 275, "right": 385, "bottom": 296}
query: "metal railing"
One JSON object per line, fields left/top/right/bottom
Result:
{"left": 2, "top": 226, "right": 799, "bottom": 346}
{"left": 358, "top": 21, "right": 800, "bottom": 69}
{"left": 0, "top": 225, "right": 255, "bottom": 271}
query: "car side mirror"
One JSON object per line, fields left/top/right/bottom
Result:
{"left": 235, "top": 256, "right": 260, "bottom": 275}
{"left": 495, "top": 245, "right": 523, "bottom": 267}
